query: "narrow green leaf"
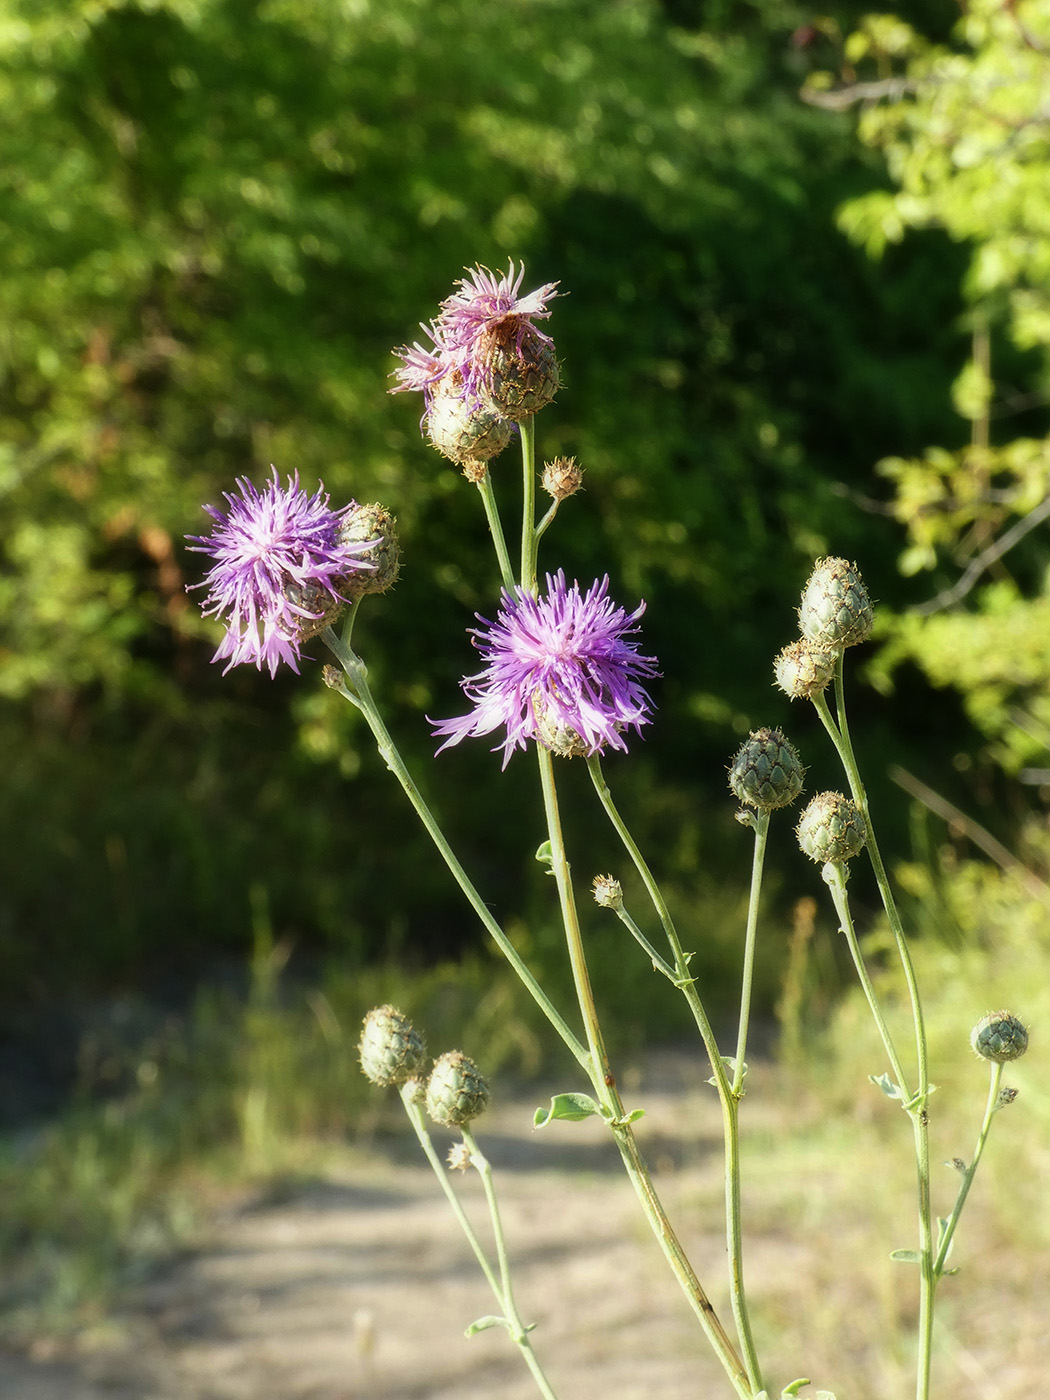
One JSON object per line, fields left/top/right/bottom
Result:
{"left": 889, "top": 1249, "right": 922, "bottom": 1263}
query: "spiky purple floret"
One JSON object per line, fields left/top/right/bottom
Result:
{"left": 389, "top": 261, "right": 559, "bottom": 412}
{"left": 389, "top": 334, "right": 449, "bottom": 402}
{"left": 437, "top": 261, "right": 559, "bottom": 353}
{"left": 186, "top": 468, "right": 374, "bottom": 676}
{"left": 432, "top": 571, "right": 658, "bottom": 768}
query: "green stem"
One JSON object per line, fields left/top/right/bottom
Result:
{"left": 584, "top": 757, "right": 763, "bottom": 1395}
{"left": 400, "top": 1090, "right": 560, "bottom": 1400}
{"left": 538, "top": 748, "right": 753, "bottom": 1399}
{"left": 321, "top": 628, "right": 589, "bottom": 1073}
{"left": 821, "top": 863, "right": 911, "bottom": 1097}
{"left": 933, "top": 1062, "right": 1004, "bottom": 1280}
{"left": 611, "top": 902, "right": 677, "bottom": 981}
{"left": 519, "top": 416, "right": 538, "bottom": 590}
{"left": 475, "top": 471, "right": 517, "bottom": 594}
{"left": 813, "top": 666, "right": 934, "bottom": 1400}
{"left": 732, "top": 809, "right": 769, "bottom": 1097}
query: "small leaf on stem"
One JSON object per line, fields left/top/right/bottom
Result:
{"left": 533, "top": 1092, "right": 604, "bottom": 1127}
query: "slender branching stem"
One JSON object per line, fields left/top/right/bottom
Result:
{"left": 519, "top": 416, "right": 538, "bottom": 590}
{"left": 933, "top": 1062, "right": 1004, "bottom": 1279}
{"left": 732, "top": 809, "right": 769, "bottom": 1097}
{"left": 399, "top": 1090, "right": 560, "bottom": 1400}
{"left": 476, "top": 470, "right": 517, "bottom": 594}
{"left": 611, "top": 902, "right": 678, "bottom": 980}
{"left": 812, "top": 664, "right": 935, "bottom": 1400}
{"left": 321, "top": 628, "right": 589, "bottom": 1072}
{"left": 821, "top": 864, "right": 911, "bottom": 1096}
{"left": 540, "top": 748, "right": 753, "bottom": 1400}
{"left": 584, "top": 756, "right": 764, "bottom": 1395}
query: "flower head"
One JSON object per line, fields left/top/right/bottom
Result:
{"left": 390, "top": 261, "right": 561, "bottom": 424}
{"left": 187, "top": 468, "right": 376, "bottom": 676}
{"left": 432, "top": 571, "right": 658, "bottom": 768}
{"left": 438, "top": 261, "right": 559, "bottom": 358}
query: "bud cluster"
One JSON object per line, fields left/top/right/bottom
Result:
{"left": 391, "top": 262, "right": 561, "bottom": 476}
{"left": 774, "top": 557, "right": 874, "bottom": 701}
{"left": 358, "top": 1007, "right": 490, "bottom": 1127}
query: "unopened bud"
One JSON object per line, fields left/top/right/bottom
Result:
{"left": 592, "top": 874, "right": 623, "bottom": 911}
{"left": 359, "top": 1005, "right": 427, "bottom": 1087}
{"left": 970, "top": 1011, "right": 1028, "bottom": 1064}
{"left": 774, "top": 638, "right": 838, "bottom": 700}
{"left": 479, "top": 330, "right": 560, "bottom": 422}
{"left": 446, "top": 1141, "right": 473, "bottom": 1171}
{"left": 337, "top": 503, "right": 401, "bottom": 597}
{"left": 796, "top": 791, "right": 868, "bottom": 864}
{"left": 798, "top": 557, "right": 874, "bottom": 650}
{"left": 425, "top": 1050, "right": 490, "bottom": 1127}
{"left": 728, "top": 727, "right": 805, "bottom": 811}
{"left": 542, "top": 456, "right": 583, "bottom": 502}
{"left": 426, "top": 375, "right": 513, "bottom": 467}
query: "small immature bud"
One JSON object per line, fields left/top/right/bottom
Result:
{"left": 970, "top": 1011, "right": 1028, "bottom": 1064}
{"left": 446, "top": 1141, "right": 473, "bottom": 1171}
{"left": 426, "top": 375, "right": 513, "bottom": 466}
{"left": 728, "top": 727, "right": 805, "bottom": 811}
{"left": 542, "top": 456, "right": 584, "bottom": 501}
{"left": 798, "top": 556, "right": 874, "bottom": 649}
{"left": 337, "top": 503, "right": 401, "bottom": 597}
{"left": 796, "top": 791, "right": 868, "bottom": 864}
{"left": 774, "top": 638, "right": 838, "bottom": 700}
{"left": 426, "top": 1050, "right": 490, "bottom": 1127}
{"left": 358, "top": 1005, "right": 427, "bottom": 1087}
{"left": 592, "top": 874, "right": 624, "bottom": 911}
{"left": 995, "top": 1086, "right": 1019, "bottom": 1110}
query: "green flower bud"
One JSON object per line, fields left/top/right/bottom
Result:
{"left": 425, "top": 1050, "right": 490, "bottom": 1127}
{"left": 479, "top": 331, "right": 560, "bottom": 422}
{"left": 542, "top": 455, "right": 583, "bottom": 502}
{"left": 728, "top": 727, "right": 805, "bottom": 811}
{"left": 970, "top": 1011, "right": 1028, "bottom": 1064}
{"left": 798, "top": 557, "right": 874, "bottom": 650}
{"left": 426, "top": 375, "right": 513, "bottom": 468}
{"left": 592, "top": 874, "right": 623, "bottom": 910}
{"left": 773, "top": 638, "right": 838, "bottom": 700}
{"left": 358, "top": 1005, "right": 427, "bottom": 1087}
{"left": 337, "top": 503, "right": 401, "bottom": 598}
{"left": 796, "top": 791, "right": 868, "bottom": 864}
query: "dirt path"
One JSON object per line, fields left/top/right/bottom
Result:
{"left": 1, "top": 1050, "right": 1045, "bottom": 1399}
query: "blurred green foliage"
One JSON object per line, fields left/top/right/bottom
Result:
{"left": 821, "top": 0, "right": 1050, "bottom": 778}
{"left": 0, "top": 0, "right": 1022, "bottom": 1015}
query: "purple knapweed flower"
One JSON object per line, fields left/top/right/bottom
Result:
{"left": 186, "top": 468, "right": 375, "bottom": 676}
{"left": 432, "top": 571, "right": 659, "bottom": 768}
{"left": 437, "top": 261, "right": 559, "bottom": 358}
{"left": 390, "top": 261, "right": 560, "bottom": 422}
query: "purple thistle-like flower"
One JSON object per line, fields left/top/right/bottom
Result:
{"left": 437, "top": 261, "right": 559, "bottom": 355}
{"left": 432, "top": 571, "right": 658, "bottom": 768}
{"left": 186, "top": 468, "right": 375, "bottom": 676}
{"left": 389, "top": 261, "right": 560, "bottom": 417}
{"left": 389, "top": 333, "right": 449, "bottom": 404}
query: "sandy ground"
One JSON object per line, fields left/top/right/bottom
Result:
{"left": 1, "top": 1049, "right": 1046, "bottom": 1400}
